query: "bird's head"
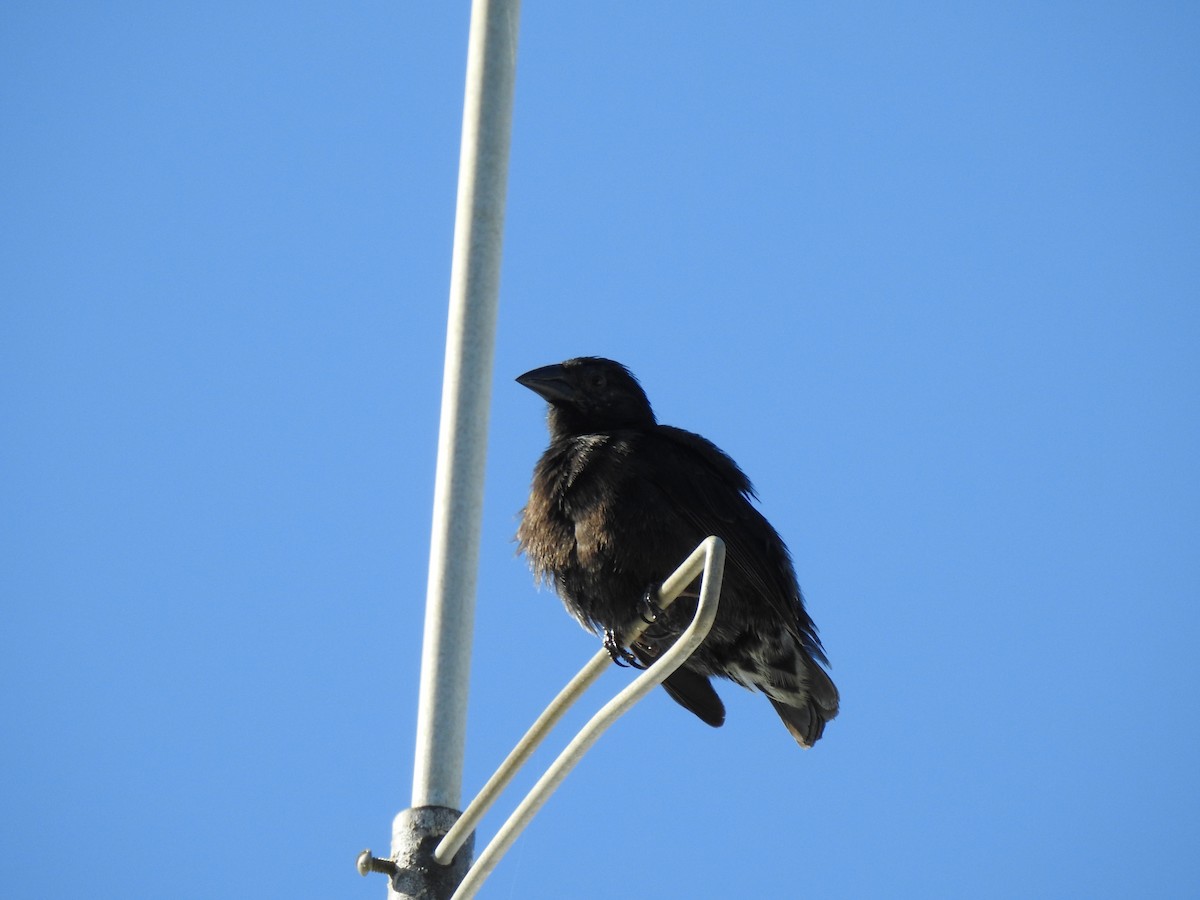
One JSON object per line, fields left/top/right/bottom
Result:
{"left": 517, "top": 357, "right": 656, "bottom": 436}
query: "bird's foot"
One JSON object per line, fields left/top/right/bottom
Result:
{"left": 603, "top": 629, "right": 647, "bottom": 669}
{"left": 601, "top": 588, "right": 662, "bottom": 669}
{"left": 638, "top": 586, "right": 661, "bottom": 625}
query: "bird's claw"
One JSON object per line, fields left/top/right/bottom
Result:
{"left": 603, "top": 629, "right": 647, "bottom": 669}
{"left": 639, "top": 586, "right": 661, "bottom": 625}
{"left": 601, "top": 588, "right": 662, "bottom": 669}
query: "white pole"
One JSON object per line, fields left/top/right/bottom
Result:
{"left": 360, "top": 3, "right": 519, "bottom": 895}
{"left": 410, "top": 0, "right": 521, "bottom": 815}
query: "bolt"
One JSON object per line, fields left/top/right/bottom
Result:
{"left": 356, "top": 849, "right": 400, "bottom": 879}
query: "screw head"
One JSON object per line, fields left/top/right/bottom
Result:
{"left": 356, "top": 849, "right": 373, "bottom": 877}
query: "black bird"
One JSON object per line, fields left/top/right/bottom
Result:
{"left": 516, "top": 357, "right": 838, "bottom": 747}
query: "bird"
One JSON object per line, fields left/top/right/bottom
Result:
{"left": 515, "top": 356, "right": 838, "bottom": 747}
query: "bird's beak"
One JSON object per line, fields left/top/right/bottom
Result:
{"left": 516, "top": 364, "right": 577, "bottom": 404}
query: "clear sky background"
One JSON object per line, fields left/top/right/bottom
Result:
{"left": 3, "top": 4, "right": 1198, "bottom": 899}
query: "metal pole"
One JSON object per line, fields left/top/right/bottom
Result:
{"left": 377, "top": 2, "right": 521, "bottom": 898}
{"left": 412, "top": 0, "right": 521, "bottom": 815}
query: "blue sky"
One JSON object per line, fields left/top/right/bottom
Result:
{"left": 3, "top": 3, "right": 1198, "bottom": 898}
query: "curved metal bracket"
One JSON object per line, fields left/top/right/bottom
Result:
{"left": 437, "top": 536, "right": 726, "bottom": 900}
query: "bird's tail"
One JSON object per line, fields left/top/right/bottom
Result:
{"left": 632, "top": 644, "right": 726, "bottom": 727}
{"left": 768, "top": 663, "right": 839, "bottom": 748}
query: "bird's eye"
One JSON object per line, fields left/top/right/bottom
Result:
{"left": 590, "top": 373, "right": 607, "bottom": 389}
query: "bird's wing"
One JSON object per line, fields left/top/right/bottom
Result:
{"left": 642, "top": 426, "right": 827, "bottom": 662}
